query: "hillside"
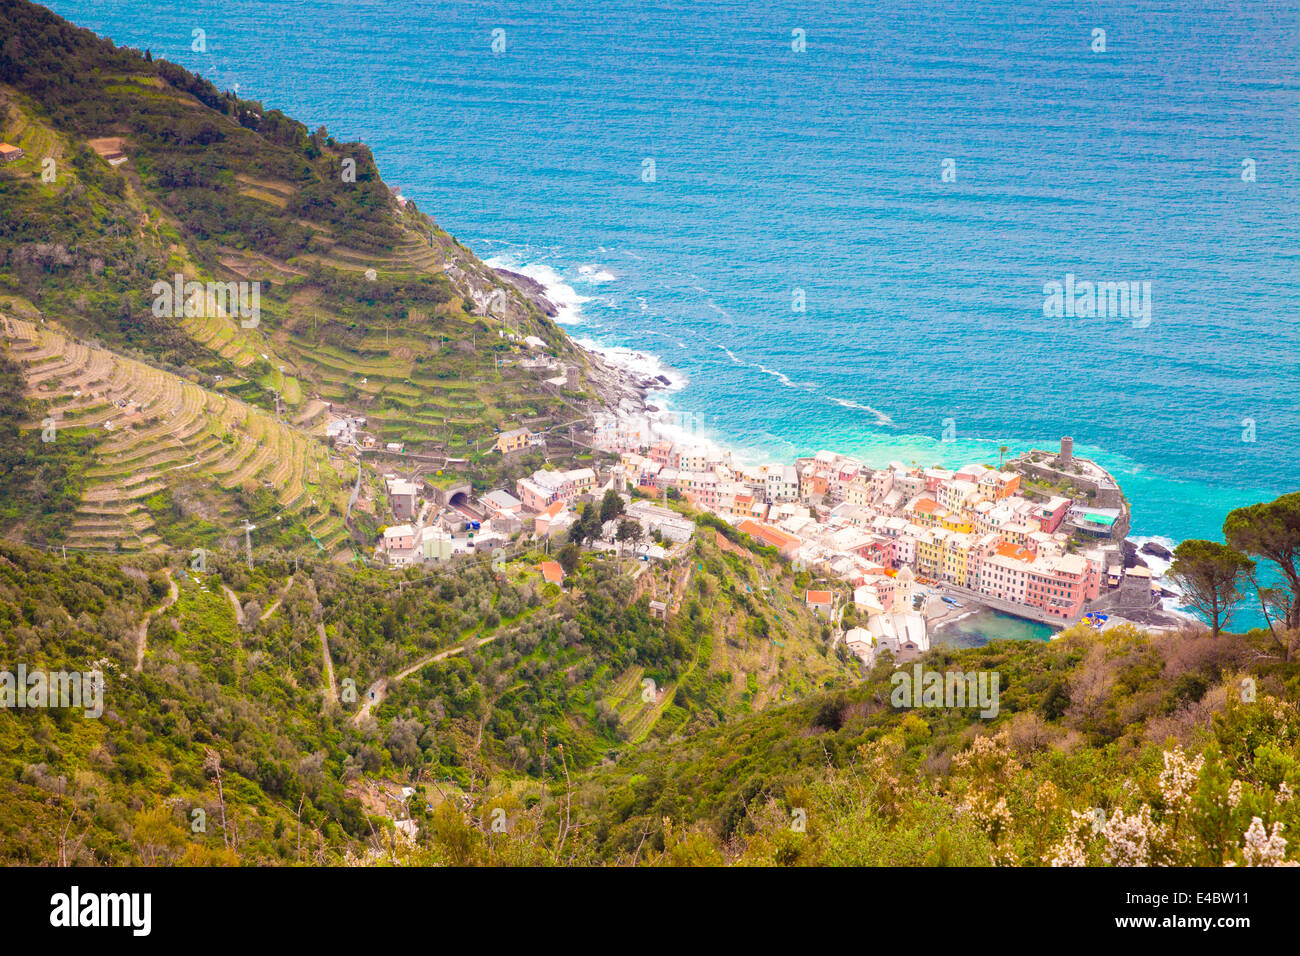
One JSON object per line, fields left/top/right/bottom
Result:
{"left": 566, "top": 621, "right": 1300, "bottom": 865}
{"left": 2, "top": 0, "right": 1299, "bottom": 878}
{"left": 5, "top": 510, "right": 1298, "bottom": 867}
{"left": 0, "top": 518, "right": 863, "bottom": 865}
{"left": 0, "top": 0, "right": 630, "bottom": 555}
{"left": 1, "top": 317, "right": 352, "bottom": 552}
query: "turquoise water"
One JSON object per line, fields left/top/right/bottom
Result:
{"left": 932, "top": 609, "right": 1055, "bottom": 649}
{"left": 48, "top": 0, "right": 1300, "bottom": 627}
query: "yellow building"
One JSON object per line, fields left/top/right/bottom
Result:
{"left": 940, "top": 513, "right": 974, "bottom": 534}
{"left": 495, "top": 427, "right": 530, "bottom": 454}
{"left": 917, "top": 527, "right": 950, "bottom": 577}
{"left": 940, "top": 533, "right": 975, "bottom": 587}
{"left": 845, "top": 475, "right": 874, "bottom": 507}
{"left": 908, "top": 497, "right": 945, "bottom": 528}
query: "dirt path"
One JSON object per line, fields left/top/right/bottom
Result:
{"left": 134, "top": 569, "right": 177, "bottom": 673}
{"left": 259, "top": 573, "right": 295, "bottom": 621}
{"left": 303, "top": 580, "right": 339, "bottom": 708}
{"left": 221, "top": 584, "right": 245, "bottom": 626}
{"left": 351, "top": 634, "right": 500, "bottom": 726}
{"left": 318, "top": 622, "right": 338, "bottom": 705}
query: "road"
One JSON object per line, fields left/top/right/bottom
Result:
{"left": 221, "top": 583, "right": 245, "bottom": 626}
{"left": 259, "top": 573, "right": 295, "bottom": 621}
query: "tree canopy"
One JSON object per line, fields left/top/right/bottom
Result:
{"left": 1168, "top": 539, "right": 1253, "bottom": 636}
{"left": 1224, "top": 492, "right": 1300, "bottom": 630}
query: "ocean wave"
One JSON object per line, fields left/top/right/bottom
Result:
{"left": 573, "top": 338, "right": 688, "bottom": 392}
{"left": 576, "top": 264, "right": 617, "bottom": 283}
{"left": 716, "top": 345, "right": 894, "bottom": 425}
{"left": 1129, "top": 534, "right": 1187, "bottom": 615}
{"left": 828, "top": 396, "right": 894, "bottom": 423}
{"left": 484, "top": 257, "right": 590, "bottom": 325}
{"left": 1130, "top": 535, "right": 1177, "bottom": 580}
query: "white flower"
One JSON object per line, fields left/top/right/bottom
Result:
{"left": 1102, "top": 805, "right": 1166, "bottom": 867}
{"left": 1158, "top": 747, "right": 1203, "bottom": 811}
{"left": 1240, "top": 817, "right": 1298, "bottom": 867}
{"left": 1228, "top": 779, "right": 1243, "bottom": 809}
{"left": 1047, "top": 835, "right": 1087, "bottom": 867}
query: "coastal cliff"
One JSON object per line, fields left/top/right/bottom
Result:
{"left": 0, "top": 0, "right": 655, "bottom": 552}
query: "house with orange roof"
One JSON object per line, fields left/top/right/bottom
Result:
{"left": 980, "top": 470, "right": 1021, "bottom": 499}
{"left": 805, "top": 589, "right": 834, "bottom": 617}
{"left": 538, "top": 561, "right": 565, "bottom": 585}
{"left": 736, "top": 519, "right": 801, "bottom": 558}
{"left": 724, "top": 491, "right": 767, "bottom": 520}
{"left": 799, "top": 470, "right": 830, "bottom": 501}
{"left": 994, "top": 541, "right": 1035, "bottom": 563}
{"left": 906, "top": 496, "right": 944, "bottom": 527}
{"left": 534, "top": 500, "right": 570, "bottom": 537}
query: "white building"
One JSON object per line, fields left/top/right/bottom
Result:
{"left": 844, "top": 627, "right": 875, "bottom": 667}
{"left": 625, "top": 500, "right": 696, "bottom": 543}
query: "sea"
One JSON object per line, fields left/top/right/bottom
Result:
{"left": 49, "top": 0, "right": 1300, "bottom": 629}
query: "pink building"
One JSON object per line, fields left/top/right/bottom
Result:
{"left": 516, "top": 477, "right": 558, "bottom": 512}
{"left": 860, "top": 536, "right": 897, "bottom": 567}
{"left": 1024, "top": 554, "right": 1092, "bottom": 619}
{"left": 382, "top": 524, "right": 415, "bottom": 552}
{"left": 534, "top": 501, "right": 570, "bottom": 537}
{"left": 648, "top": 442, "right": 675, "bottom": 467}
{"left": 1034, "top": 496, "right": 1072, "bottom": 534}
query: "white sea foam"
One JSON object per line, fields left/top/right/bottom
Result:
{"left": 573, "top": 338, "right": 688, "bottom": 392}
{"left": 828, "top": 395, "right": 892, "bottom": 419}
{"left": 576, "top": 264, "right": 617, "bottom": 283}
{"left": 610, "top": 406, "right": 733, "bottom": 464}
{"left": 484, "top": 257, "right": 590, "bottom": 325}
{"left": 1129, "top": 534, "right": 1189, "bottom": 615}
{"left": 1130, "top": 535, "right": 1177, "bottom": 580}
{"left": 716, "top": 345, "right": 894, "bottom": 425}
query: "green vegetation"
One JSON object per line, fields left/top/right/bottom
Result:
{"left": 563, "top": 621, "right": 1300, "bottom": 865}
{"left": 1169, "top": 540, "right": 1254, "bottom": 638}
{"left": 0, "top": 350, "right": 100, "bottom": 545}
{"left": 0, "top": 0, "right": 606, "bottom": 557}
{"left": 1225, "top": 492, "right": 1300, "bottom": 636}
{"left": 0, "top": 523, "right": 858, "bottom": 865}
{"left": 2, "top": 0, "right": 1299, "bottom": 870}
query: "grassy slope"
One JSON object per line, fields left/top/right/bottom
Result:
{"left": 565, "top": 620, "right": 1300, "bottom": 865}
{"left": 7, "top": 512, "right": 1297, "bottom": 867}
{"left": 0, "top": 0, "right": 602, "bottom": 553}
{"left": 0, "top": 517, "right": 861, "bottom": 865}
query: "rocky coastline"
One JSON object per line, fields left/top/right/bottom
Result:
{"left": 493, "top": 265, "right": 672, "bottom": 419}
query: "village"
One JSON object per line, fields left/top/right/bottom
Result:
{"left": 369, "top": 407, "right": 1178, "bottom": 672}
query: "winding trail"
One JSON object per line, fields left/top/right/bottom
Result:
{"left": 351, "top": 634, "right": 500, "bottom": 726}
{"left": 134, "top": 569, "right": 177, "bottom": 673}
{"left": 221, "top": 584, "right": 246, "bottom": 626}
{"left": 319, "top": 622, "right": 338, "bottom": 705}
{"left": 304, "top": 579, "right": 339, "bottom": 708}
{"left": 259, "top": 573, "right": 296, "bottom": 621}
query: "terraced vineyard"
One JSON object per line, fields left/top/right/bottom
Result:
{"left": 166, "top": 200, "right": 587, "bottom": 456}
{"left": 0, "top": 0, "right": 614, "bottom": 560}
{"left": 1, "top": 317, "right": 352, "bottom": 553}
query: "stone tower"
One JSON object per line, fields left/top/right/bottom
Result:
{"left": 1058, "top": 436, "right": 1074, "bottom": 465}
